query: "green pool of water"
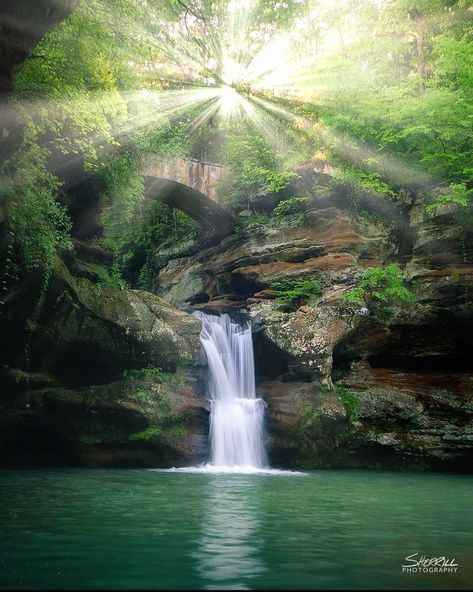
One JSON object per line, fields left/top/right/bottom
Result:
{"left": 0, "top": 469, "right": 471, "bottom": 590}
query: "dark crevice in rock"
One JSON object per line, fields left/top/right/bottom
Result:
{"left": 45, "top": 343, "right": 122, "bottom": 388}
{"left": 331, "top": 350, "right": 353, "bottom": 381}
{"left": 366, "top": 323, "right": 473, "bottom": 373}
{"left": 63, "top": 178, "right": 104, "bottom": 240}
{"left": 187, "top": 292, "right": 210, "bottom": 305}
{"left": 368, "top": 352, "right": 472, "bottom": 373}
{"left": 397, "top": 205, "right": 416, "bottom": 263}
{"left": 253, "top": 334, "right": 289, "bottom": 383}
{"left": 230, "top": 272, "right": 266, "bottom": 298}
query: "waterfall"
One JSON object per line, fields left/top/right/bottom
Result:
{"left": 194, "top": 311, "right": 267, "bottom": 468}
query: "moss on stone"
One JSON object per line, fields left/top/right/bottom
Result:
{"left": 76, "top": 421, "right": 134, "bottom": 445}
{"left": 129, "top": 426, "right": 163, "bottom": 442}
{"left": 335, "top": 385, "right": 360, "bottom": 418}
{"left": 299, "top": 403, "right": 320, "bottom": 431}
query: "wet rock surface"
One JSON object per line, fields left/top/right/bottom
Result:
{"left": 1, "top": 184, "right": 472, "bottom": 470}
{"left": 0, "top": 373, "right": 209, "bottom": 468}
{"left": 151, "top": 201, "right": 473, "bottom": 471}
{"left": 0, "top": 255, "right": 206, "bottom": 467}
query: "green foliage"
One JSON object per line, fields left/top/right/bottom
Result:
{"left": 299, "top": 403, "right": 320, "bottom": 431}
{"left": 343, "top": 264, "right": 415, "bottom": 320}
{"left": 3, "top": 0, "right": 146, "bottom": 296}
{"left": 128, "top": 426, "right": 163, "bottom": 442}
{"left": 343, "top": 287, "right": 366, "bottom": 304}
{"left": 1, "top": 125, "right": 72, "bottom": 294}
{"left": 98, "top": 153, "right": 145, "bottom": 236}
{"left": 14, "top": 1, "right": 129, "bottom": 171}
{"left": 126, "top": 381, "right": 190, "bottom": 442}
{"left": 426, "top": 183, "right": 472, "bottom": 213}
{"left": 74, "top": 262, "right": 128, "bottom": 300}
{"left": 123, "top": 365, "right": 165, "bottom": 382}
{"left": 265, "top": 170, "right": 298, "bottom": 194}
{"left": 305, "top": 0, "right": 473, "bottom": 201}
{"left": 221, "top": 122, "right": 297, "bottom": 206}
{"left": 131, "top": 387, "right": 171, "bottom": 415}
{"left": 235, "top": 212, "right": 271, "bottom": 234}
{"left": 357, "top": 208, "right": 395, "bottom": 228}
{"left": 274, "top": 195, "right": 310, "bottom": 217}
{"left": 235, "top": 197, "right": 311, "bottom": 235}
{"left": 123, "top": 365, "right": 187, "bottom": 389}
{"left": 273, "top": 195, "right": 310, "bottom": 227}
{"left": 330, "top": 168, "right": 395, "bottom": 202}
{"left": 89, "top": 263, "right": 128, "bottom": 290}
{"left": 271, "top": 276, "right": 322, "bottom": 310}
{"left": 115, "top": 201, "right": 198, "bottom": 289}
{"left": 5, "top": 0, "right": 209, "bottom": 297}
{"left": 3, "top": 0, "right": 472, "bottom": 305}
{"left": 335, "top": 385, "right": 359, "bottom": 418}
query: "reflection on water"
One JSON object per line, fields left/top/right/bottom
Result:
{"left": 194, "top": 477, "right": 267, "bottom": 590}
{"left": 1, "top": 469, "right": 472, "bottom": 590}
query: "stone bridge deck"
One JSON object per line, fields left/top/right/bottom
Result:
{"left": 141, "top": 156, "right": 227, "bottom": 203}
{"left": 141, "top": 155, "right": 234, "bottom": 232}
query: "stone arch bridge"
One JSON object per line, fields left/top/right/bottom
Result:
{"left": 141, "top": 155, "right": 234, "bottom": 232}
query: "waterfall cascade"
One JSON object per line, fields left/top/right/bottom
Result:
{"left": 194, "top": 311, "right": 267, "bottom": 468}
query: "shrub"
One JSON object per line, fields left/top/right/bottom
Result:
{"left": 426, "top": 182, "right": 471, "bottom": 214}
{"left": 123, "top": 365, "right": 165, "bottom": 382}
{"left": 129, "top": 426, "right": 162, "bottom": 442}
{"left": 271, "top": 276, "right": 322, "bottom": 310}
{"left": 330, "top": 166, "right": 395, "bottom": 200}
{"left": 274, "top": 195, "right": 310, "bottom": 217}
{"left": 343, "top": 264, "right": 415, "bottom": 320}
{"left": 273, "top": 195, "right": 309, "bottom": 228}
{"left": 88, "top": 262, "right": 128, "bottom": 290}
{"left": 1, "top": 127, "right": 72, "bottom": 298}
{"left": 221, "top": 123, "right": 297, "bottom": 206}
{"left": 235, "top": 212, "right": 271, "bottom": 234}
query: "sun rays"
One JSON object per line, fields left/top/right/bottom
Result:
{"left": 3, "top": 0, "right": 442, "bottom": 199}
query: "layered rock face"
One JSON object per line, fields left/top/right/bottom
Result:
{"left": 0, "top": 255, "right": 207, "bottom": 467}
{"left": 151, "top": 200, "right": 473, "bottom": 471}
{"left": 156, "top": 206, "right": 391, "bottom": 306}
{"left": 2, "top": 190, "right": 471, "bottom": 470}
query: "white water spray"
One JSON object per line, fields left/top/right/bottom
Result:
{"left": 194, "top": 311, "right": 267, "bottom": 469}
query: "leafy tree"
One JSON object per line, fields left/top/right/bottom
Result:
{"left": 2, "top": 0, "right": 472, "bottom": 303}
{"left": 115, "top": 201, "right": 198, "bottom": 289}
{"left": 426, "top": 182, "right": 472, "bottom": 213}
{"left": 221, "top": 120, "right": 297, "bottom": 206}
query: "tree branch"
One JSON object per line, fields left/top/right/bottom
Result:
{"left": 176, "top": 0, "right": 206, "bottom": 22}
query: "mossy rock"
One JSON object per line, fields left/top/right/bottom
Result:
{"left": 26, "top": 259, "right": 202, "bottom": 387}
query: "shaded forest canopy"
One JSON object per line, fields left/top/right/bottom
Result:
{"left": 0, "top": 0, "right": 472, "bottom": 297}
